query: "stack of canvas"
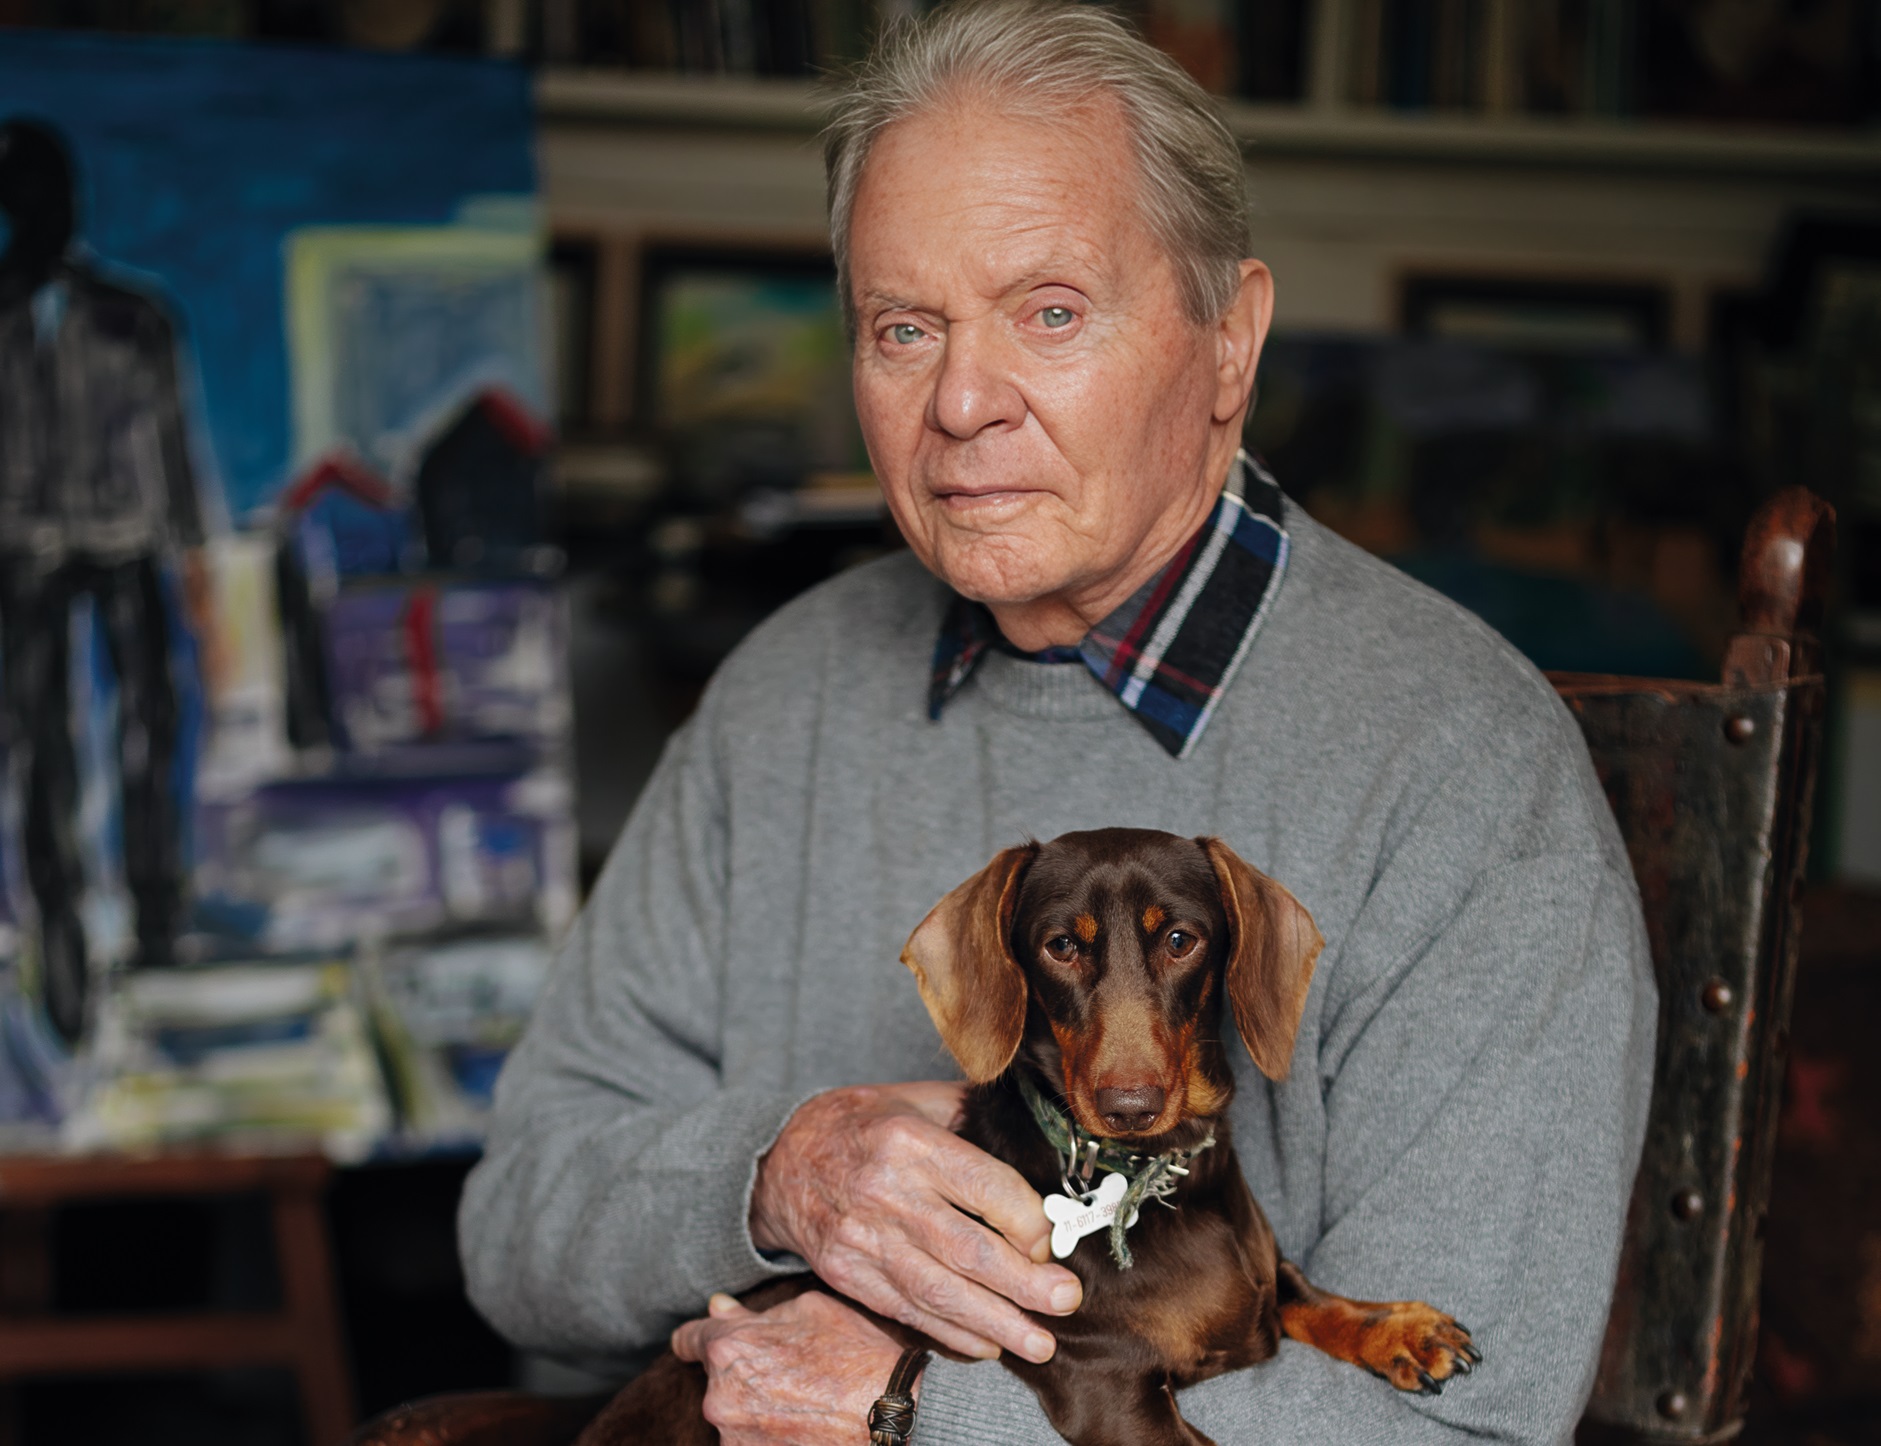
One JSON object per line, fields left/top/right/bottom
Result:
{"left": 68, "top": 962, "right": 392, "bottom": 1161}
{"left": 367, "top": 934, "right": 554, "bottom": 1148}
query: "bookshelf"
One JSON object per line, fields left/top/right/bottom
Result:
{"left": 528, "top": 0, "right": 1881, "bottom": 123}
{"left": 537, "top": 69, "right": 1881, "bottom": 179}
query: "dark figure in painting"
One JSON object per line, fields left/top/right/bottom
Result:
{"left": 0, "top": 118, "right": 212, "bottom": 1043}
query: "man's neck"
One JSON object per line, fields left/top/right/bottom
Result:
{"left": 985, "top": 434, "right": 1243, "bottom": 652}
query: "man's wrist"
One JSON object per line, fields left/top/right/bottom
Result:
{"left": 748, "top": 1085, "right": 851, "bottom": 1259}
{"left": 748, "top": 1140, "right": 794, "bottom": 1255}
{"left": 747, "top": 1084, "right": 847, "bottom": 1257}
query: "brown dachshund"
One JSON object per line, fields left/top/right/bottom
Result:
{"left": 581, "top": 828, "right": 1478, "bottom": 1446}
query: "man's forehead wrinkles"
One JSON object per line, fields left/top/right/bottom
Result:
{"left": 848, "top": 104, "right": 1159, "bottom": 331}
{"left": 858, "top": 234, "right": 1119, "bottom": 317}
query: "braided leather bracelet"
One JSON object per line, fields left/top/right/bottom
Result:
{"left": 867, "top": 1347, "right": 930, "bottom": 1446}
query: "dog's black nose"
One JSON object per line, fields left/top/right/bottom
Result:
{"left": 1095, "top": 1086, "right": 1166, "bottom": 1133}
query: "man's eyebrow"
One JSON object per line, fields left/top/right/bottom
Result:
{"left": 1001, "top": 265, "right": 1087, "bottom": 295}
{"left": 859, "top": 290, "right": 923, "bottom": 315}
{"left": 859, "top": 267, "right": 1096, "bottom": 318}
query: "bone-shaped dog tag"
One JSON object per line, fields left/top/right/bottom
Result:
{"left": 1042, "top": 1172, "right": 1137, "bottom": 1259}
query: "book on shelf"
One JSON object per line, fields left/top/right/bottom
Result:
{"left": 539, "top": 0, "right": 1314, "bottom": 101}
{"left": 1335, "top": 0, "right": 1876, "bottom": 123}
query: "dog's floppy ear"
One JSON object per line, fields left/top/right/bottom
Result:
{"left": 1200, "top": 837, "right": 1324, "bottom": 1081}
{"left": 899, "top": 843, "right": 1038, "bottom": 1083}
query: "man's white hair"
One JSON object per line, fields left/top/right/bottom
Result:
{"left": 823, "top": 0, "right": 1250, "bottom": 335}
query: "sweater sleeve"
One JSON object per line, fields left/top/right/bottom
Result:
{"left": 915, "top": 847, "right": 1656, "bottom": 1446}
{"left": 458, "top": 703, "right": 808, "bottom": 1364}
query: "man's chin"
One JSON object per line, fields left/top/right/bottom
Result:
{"left": 908, "top": 520, "right": 1099, "bottom": 615}
{"left": 929, "top": 553, "right": 1064, "bottom": 611}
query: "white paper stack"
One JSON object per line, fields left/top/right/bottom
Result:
{"left": 67, "top": 961, "right": 392, "bottom": 1161}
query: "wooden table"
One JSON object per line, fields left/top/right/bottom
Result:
{"left": 0, "top": 1150, "right": 355, "bottom": 1446}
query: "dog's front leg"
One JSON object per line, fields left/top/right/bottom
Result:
{"left": 1273, "top": 1259, "right": 1481, "bottom": 1395}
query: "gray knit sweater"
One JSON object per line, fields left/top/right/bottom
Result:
{"left": 460, "top": 502, "right": 1657, "bottom": 1445}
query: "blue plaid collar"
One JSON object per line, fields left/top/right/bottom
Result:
{"left": 928, "top": 454, "right": 1290, "bottom": 759}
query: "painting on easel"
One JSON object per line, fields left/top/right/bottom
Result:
{"left": 0, "top": 33, "right": 571, "bottom": 1156}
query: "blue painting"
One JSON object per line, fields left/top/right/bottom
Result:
{"left": 0, "top": 32, "right": 559, "bottom": 1139}
{"left": 0, "top": 30, "right": 540, "bottom": 518}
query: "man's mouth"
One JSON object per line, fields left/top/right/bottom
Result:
{"left": 931, "top": 485, "right": 1040, "bottom": 510}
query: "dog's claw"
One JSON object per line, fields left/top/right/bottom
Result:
{"left": 1417, "top": 1371, "right": 1441, "bottom": 1395}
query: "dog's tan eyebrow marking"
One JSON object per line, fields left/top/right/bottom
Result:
{"left": 1074, "top": 914, "right": 1098, "bottom": 944}
{"left": 1141, "top": 905, "right": 1165, "bottom": 933}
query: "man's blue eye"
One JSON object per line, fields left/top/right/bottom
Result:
{"left": 890, "top": 323, "right": 924, "bottom": 344}
{"left": 1039, "top": 306, "right": 1074, "bottom": 328}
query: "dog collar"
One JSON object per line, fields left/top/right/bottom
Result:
{"left": 1016, "top": 1074, "right": 1216, "bottom": 1270}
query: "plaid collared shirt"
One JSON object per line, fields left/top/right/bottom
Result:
{"left": 928, "top": 453, "right": 1290, "bottom": 759}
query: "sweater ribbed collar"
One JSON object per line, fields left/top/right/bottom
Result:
{"left": 926, "top": 453, "right": 1290, "bottom": 759}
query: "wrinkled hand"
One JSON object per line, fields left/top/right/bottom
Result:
{"left": 672, "top": 1291, "right": 901, "bottom": 1446}
{"left": 749, "top": 1082, "right": 1080, "bottom": 1363}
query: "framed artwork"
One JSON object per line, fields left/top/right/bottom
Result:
{"left": 636, "top": 243, "right": 867, "bottom": 502}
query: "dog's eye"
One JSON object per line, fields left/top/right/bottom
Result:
{"left": 1043, "top": 935, "right": 1080, "bottom": 964}
{"left": 1165, "top": 930, "right": 1199, "bottom": 959}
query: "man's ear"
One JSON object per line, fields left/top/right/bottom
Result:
{"left": 899, "top": 843, "right": 1038, "bottom": 1083}
{"left": 1200, "top": 836, "right": 1323, "bottom": 1081}
{"left": 1212, "top": 258, "right": 1274, "bottom": 426}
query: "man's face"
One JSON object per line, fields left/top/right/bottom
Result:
{"left": 847, "top": 98, "right": 1256, "bottom": 633}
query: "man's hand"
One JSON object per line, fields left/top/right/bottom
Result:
{"left": 672, "top": 1291, "right": 903, "bottom": 1446}
{"left": 749, "top": 1082, "right": 1081, "bottom": 1362}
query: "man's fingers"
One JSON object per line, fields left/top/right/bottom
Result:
{"left": 845, "top": 1243, "right": 1061, "bottom": 1364}
{"left": 840, "top": 1117, "right": 1078, "bottom": 1316}
{"left": 920, "top": 1192, "right": 1080, "bottom": 1318}
{"left": 931, "top": 1133, "right": 1051, "bottom": 1253}
{"left": 670, "top": 1317, "right": 711, "bottom": 1362}
{"left": 837, "top": 1255, "right": 1050, "bottom": 1362}
{"left": 918, "top": 1137, "right": 1078, "bottom": 1313}
{"left": 816, "top": 1255, "right": 999, "bottom": 1359}
{"left": 671, "top": 1295, "right": 753, "bottom": 1360}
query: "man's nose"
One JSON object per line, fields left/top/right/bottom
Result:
{"left": 1094, "top": 1085, "right": 1166, "bottom": 1134}
{"left": 928, "top": 324, "right": 1025, "bottom": 439}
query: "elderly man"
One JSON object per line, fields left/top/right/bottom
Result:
{"left": 461, "top": 4, "right": 1656, "bottom": 1443}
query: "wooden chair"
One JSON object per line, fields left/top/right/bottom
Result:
{"left": 0, "top": 1151, "right": 357, "bottom": 1446}
{"left": 1570, "top": 486, "right": 1835, "bottom": 1444}
{"left": 347, "top": 487, "right": 1836, "bottom": 1446}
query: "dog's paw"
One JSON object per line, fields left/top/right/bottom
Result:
{"left": 1357, "top": 1304, "right": 1481, "bottom": 1395}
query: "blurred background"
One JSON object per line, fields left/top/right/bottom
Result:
{"left": 0, "top": 1, "right": 1876, "bottom": 1442}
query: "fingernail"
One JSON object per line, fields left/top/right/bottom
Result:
{"left": 1024, "top": 1330, "right": 1056, "bottom": 1362}
{"left": 1050, "top": 1282, "right": 1081, "bottom": 1313}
